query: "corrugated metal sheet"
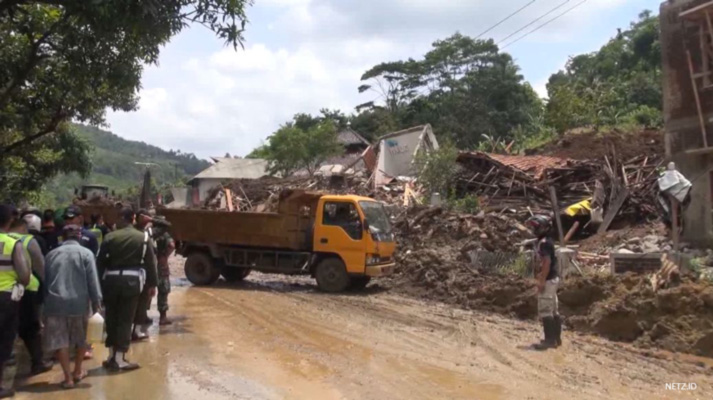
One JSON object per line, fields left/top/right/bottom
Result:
{"left": 190, "top": 158, "right": 269, "bottom": 181}
{"left": 457, "top": 152, "right": 572, "bottom": 179}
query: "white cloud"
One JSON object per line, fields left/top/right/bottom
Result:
{"left": 105, "top": 0, "right": 659, "bottom": 159}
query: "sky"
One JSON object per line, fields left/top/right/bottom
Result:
{"left": 105, "top": 0, "right": 663, "bottom": 159}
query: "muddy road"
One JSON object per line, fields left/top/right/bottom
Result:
{"left": 8, "top": 263, "right": 713, "bottom": 399}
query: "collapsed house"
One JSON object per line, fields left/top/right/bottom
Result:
{"left": 374, "top": 124, "right": 439, "bottom": 186}
{"left": 187, "top": 157, "right": 270, "bottom": 202}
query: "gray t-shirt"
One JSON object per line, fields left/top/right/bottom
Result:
{"left": 44, "top": 240, "right": 102, "bottom": 316}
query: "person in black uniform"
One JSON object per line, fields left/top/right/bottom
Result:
{"left": 525, "top": 215, "right": 562, "bottom": 350}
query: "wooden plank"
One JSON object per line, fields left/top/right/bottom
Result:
{"left": 597, "top": 188, "right": 630, "bottom": 234}
{"left": 680, "top": 1, "right": 713, "bottom": 19}
{"left": 549, "top": 186, "right": 565, "bottom": 246}
{"left": 687, "top": 50, "right": 709, "bottom": 148}
{"left": 225, "top": 188, "right": 234, "bottom": 212}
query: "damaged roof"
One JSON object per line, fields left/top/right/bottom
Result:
{"left": 190, "top": 158, "right": 270, "bottom": 182}
{"left": 337, "top": 128, "right": 370, "bottom": 146}
{"left": 457, "top": 152, "right": 573, "bottom": 180}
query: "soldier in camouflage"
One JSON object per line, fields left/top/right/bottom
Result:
{"left": 152, "top": 216, "right": 175, "bottom": 326}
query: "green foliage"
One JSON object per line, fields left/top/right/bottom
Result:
{"left": 41, "top": 124, "right": 209, "bottom": 208}
{"left": 414, "top": 142, "right": 459, "bottom": 197}
{"left": 497, "top": 254, "right": 532, "bottom": 277}
{"left": 263, "top": 117, "right": 342, "bottom": 176}
{"left": 0, "top": 1, "right": 251, "bottom": 203}
{"left": 447, "top": 193, "right": 480, "bottom": 214}
{"left": 358, "top": 33, "right": 544, "bottom": 148}
{"left": 545, "top": 11, "right": 661, "bottom": 133}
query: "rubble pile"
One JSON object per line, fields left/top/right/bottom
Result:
{"left": 201, "top": 175, "right": 410, "bottom": 212}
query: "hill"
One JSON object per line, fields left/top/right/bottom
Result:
{"left": 44, "top": 124, "right": 210, "bottom": 207}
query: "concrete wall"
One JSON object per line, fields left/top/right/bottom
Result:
{"left": 661, "top": 0, "right": 713, "bottom": 245}
{"left": 194, "top": 178, "right": 222, "bottom": 202}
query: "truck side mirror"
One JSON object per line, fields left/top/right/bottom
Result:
{"left": 363, "top": 219, "right": 370, "bottom": 231}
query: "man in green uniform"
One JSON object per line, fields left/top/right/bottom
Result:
{"left": 132, "top": 209, "right": 154, "bottom": 341}
{"left": 97, "top": 207, "right": 158, "bottom": 371}
{"left": 152, "top": 216, "right": 175, "bottom": 326}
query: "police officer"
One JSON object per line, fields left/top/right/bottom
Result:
{"left": 97, "top": 207, "right": 158, "bottom": 371}
{"left": 0, "top": 205, "right": 31, "bottom": 398}
{"left": 152, "top": 216, "right": 175, "bottom": 326}
{"left": 526, "top": 215, "right": 562, "bottom": 350}
{"left": 8, "top": 217, "right": 53, "bottom": 375}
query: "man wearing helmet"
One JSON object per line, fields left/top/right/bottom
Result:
{"left": 525, "top": 215, "right": 562, "bottom": 350}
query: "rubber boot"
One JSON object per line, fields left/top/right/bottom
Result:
{"left": 533, "top": 317, "right": 557, "bottom": 350}
{"left": 553, "top": 315, "right": 562, "bottom": 347}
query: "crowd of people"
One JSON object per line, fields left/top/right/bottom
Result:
{"left": 0, "top": 204, "right": 175, "bottom": 396}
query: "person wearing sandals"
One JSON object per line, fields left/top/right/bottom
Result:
{"left": 43, "top": 224, "right": 102, "bottom": 389}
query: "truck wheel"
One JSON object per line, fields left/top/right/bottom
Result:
{"left": 315, "top": 258, "right": 350, "bottom": 293}
{"left": 221, "top": 267, "right": 251, "bottom": 283}
{"left": 185, "top": 252, "right": 220, "bottom": 286}
{"left": 349, "top": 276, "right": 371, "bottom": 290}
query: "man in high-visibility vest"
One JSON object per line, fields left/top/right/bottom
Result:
{"left": 9, "top": 217, "right": 54, "bottom": 375}
{"left": 0, "top": 205, "right": 31, "bottom": 399}
{"left": 88, "top": 214, "right": 109, "bottom": 248}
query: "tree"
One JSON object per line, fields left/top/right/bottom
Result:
{"left": 356, "top": 33, "right": 543, "bottom": 148}
{"left": 263, "top": 118, "right": 341, "bottom": 176}
{"left": 545, "top": 11, "right": 661, "bottom": 133}
{"left": 0, "top": 1, "right": 251, "bottom": 201}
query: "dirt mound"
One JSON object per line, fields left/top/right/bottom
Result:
{"left": 560, "top": 274, "right": 713, "bottom": 356}
{"left": 393, "top": 206, "right": 531, "bottom": 254}
{"left": 532, "top": 128, "right": 663, "bottom": 161}
{"left": 389, "top": 247, "right": 537, "bottom": 319}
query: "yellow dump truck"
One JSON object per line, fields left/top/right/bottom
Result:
{"left": 160, "top": 190, "right": 396, "bottom": 292}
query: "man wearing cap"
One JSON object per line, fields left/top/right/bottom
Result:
{"left": 0, "top": 205, "right": 31, "bottom": 398}
{"left": 152, "top": 216, "right": 175, "bottom": 326}
{"left": 61, "top": 205, "right": 99, "bottom": 257}
{"left": 97, "top": 207, "right": 158, "bottom": 371}
{"left": 132, "top": 209, "right": 156, "bottom": 340}
{"left": 8, "top": 217, "right": 53, "bottom": 375}
{"left": 43, "top": 224, "right": 102, "bottom": 388}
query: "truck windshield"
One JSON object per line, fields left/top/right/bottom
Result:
{"left": 359, "top": 201, "right": 392, "bottom": 235}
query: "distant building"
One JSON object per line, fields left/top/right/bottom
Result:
{"left": 188, "top": 157, "right": 269, "bottom": 201}
{"left": 312, "top": 127, "right": 373, "bottom": 176}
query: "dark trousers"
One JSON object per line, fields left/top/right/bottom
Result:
{"left": 18, "top": 291, "right": 43, "bottom": 366}
{"left": 0, "top": 293, "right": 19, "bottom": 364}
{"left": 103, "top": 275, "right": 141, "bottom": 353}
{"left": 133, "top": 285, "right": 151, "bottom": 325}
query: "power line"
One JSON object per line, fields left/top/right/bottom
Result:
{"left": 475, "top": 1, "right": 538, "bottom": 40}
{"left": 496, "top": 0, "right": 571, "bottom": 45}
{"left": 501, "top": 0, "right": 589, "bottom": 49}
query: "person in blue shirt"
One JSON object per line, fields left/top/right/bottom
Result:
{"left": 61, "top": 206, "right": 98, "bottom": 257}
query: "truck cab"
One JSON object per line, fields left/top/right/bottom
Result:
{"left": 313, "top": 195, "right": 396, "bottom": 290}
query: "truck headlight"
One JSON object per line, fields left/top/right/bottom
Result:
{"left": 366, "top": 255, "right": 380, "bottom": 266}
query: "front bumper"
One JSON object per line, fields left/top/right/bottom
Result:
{"left": 365, "top": 262, "right": 396, "bottom": 277}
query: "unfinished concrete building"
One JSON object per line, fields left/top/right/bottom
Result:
{"left": 661, "top": 0, "right": 713, "bottom": 246}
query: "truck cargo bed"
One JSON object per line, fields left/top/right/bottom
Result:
{"left": 160, "top": 208, "right": 312, "bottom": 251}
